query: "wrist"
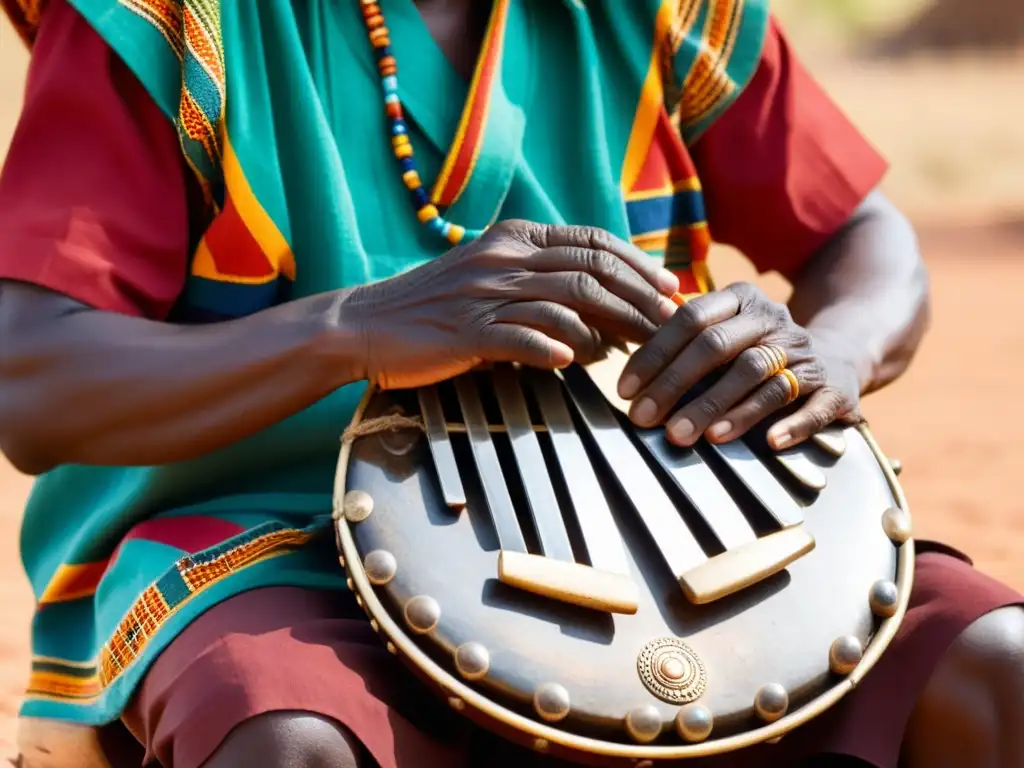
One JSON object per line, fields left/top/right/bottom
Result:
{"left": 303, "top": 288, "right": 370, "bottom": 388}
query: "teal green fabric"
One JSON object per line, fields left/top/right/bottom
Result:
{"left": 20, "top": 0, "right": 767, "bottom": 724}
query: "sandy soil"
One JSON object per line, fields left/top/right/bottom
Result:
{"left": 0, "top": 16, "right": 1023, "bottom": 766}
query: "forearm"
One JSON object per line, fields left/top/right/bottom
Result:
{"left": 0, "top": 284, "right": 364, "bottom": 474}
{"left": 786, "top": 191, "right": 931, "bottom": 396}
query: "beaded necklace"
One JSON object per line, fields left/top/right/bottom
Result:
{"left": 358, "top": 0, "right": 509, "bottom": 246}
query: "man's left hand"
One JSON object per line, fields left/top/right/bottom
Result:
{"left": 616, "top": 282, "right": 863, "bottom": 450}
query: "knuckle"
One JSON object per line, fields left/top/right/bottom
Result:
{"left": 653, "top": 366, "right": 687, "bottom": 400}
{"left": 567, "top": 272, "right": 603, "bottom": 304}
{"left": 583, "top": 249, "right": 618, "bottom": 279}
{"left": 695, "top": 396, "right": 725, "bottom": 421}
{"left": 740, "top": 348, "right": 771, "bottom": 380}
{"left": 729, "top": 281, "right": 760, "bottom": 302}
{"left": 515, "top": 327, "right": 545, "bottom": 351}
{"left": 570, "top": 225, "right": 609, "bottom": 251}
{"left": 697, "top": 325, "right": 731, "bottom": 358}
{"left": 539, "top": 302, "right": 571, "bottom": 327}
{"left": 675, "top": 301, "right": 708, "bottom": 333}
{"left": 745, "top": 350, "right": 770, "bottom": 380}
{"left": 634, "top": 342, "right": 671, "bottom": 375}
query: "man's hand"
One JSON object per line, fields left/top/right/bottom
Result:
{"left": 343, "top": 220, "right": 680, "bottom": 390}
{"left": 616, "top": 282, "right": 863, "bottom": 450}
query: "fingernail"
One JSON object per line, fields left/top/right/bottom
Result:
{"left": 658, "top": 297, "right": 678, "bottom": 322}
{"left": 706, "top": 421, "right": 732, "bottom": 442}
{"left": 668, "top": 417, "right": 696, "bottom": 445}
{"left": 618, "top": 373, "right": 641, "bottom": 400}
{"left": 769, "top": 428, "right": 792, "bottom": 450}
{"left": 631, "top": 398, "right": 657, "bottom": 426}
{"left": 657, "top": 269, "right": 679, "bottom": 295}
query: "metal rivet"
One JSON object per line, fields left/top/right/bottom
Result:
{"left": 811, "top": 428, "right": 846, "bottom": 457}
{"left": 343, "top": 490, "right": 374, "bottom": 522}
{"left": 370, "top": 619, "right": 379, "bottom": 633}
{"left": 454, "top": 642, "right": 490, "bottom": 681}
{"left": 364, "top": 550, "right": 398, "bottom": 586}
{"left": 890, "top": 458, "right": 903, "bottom": 476}
{"left": 404, "top": 595, "right": 441, "bottom": 634}
{"left": 448, "top": 696, "right": 465, "bottom": 711}
{"left": 766, "top": 735, "right": 784, "bottom": 744}
{"left": 338, "top": 555, "right": 345, "bottom": 569}
{"left": 346, "top": 578, "right": 354, "bottom": 591}
{"left": 829, "top": 635, "right": 864, "bottom": 676}
{"left": 534, "top": 682, "right": 571, "bottom": 723}
{"left": 754, "top": 683, "right": 789, "bottom": 723}
{"left": 870, "top": 579, "right": 899, "bottom": 618}
{"left": 881, "top": 506, "right": 912, "bottom": 545}
{"left": 386, "top": 642, "right": 397, "bottom": 655}
{"left": 675, "top": 703, "right": 713, "bottom": 743}
{"left": 625, "top": 705, "right": 662, "bottom": 744}
{"left": 635, "top": 762, "right": 654, "bottom": 768}
{"left": 534, "top": 738, "right": 549, "bottom": 753}
{"left": 355, "top": 594, "right": 364, "bottom": 608}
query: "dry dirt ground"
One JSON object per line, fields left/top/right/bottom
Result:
{"left": 0, "top": 14, "right": 1023, "bottom": 766}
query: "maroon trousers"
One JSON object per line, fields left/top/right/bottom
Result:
{"left": 108, "top": 549, "right": 1020, "bottom": 768}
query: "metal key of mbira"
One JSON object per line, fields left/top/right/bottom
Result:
{"left": 413, "top": 364, "right": 816, "bottom": 611}
{"left": 336, "top": 360, "right": 912, "bottom": 758}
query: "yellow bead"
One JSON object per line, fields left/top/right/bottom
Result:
{"left": 391, "top": 134, "right": 410, "bottom": 148}
{"left": 417, "top": 205, "right": 439, "bottom": 223}
{"left": 446, "top": 224, "right": 465, "bottom": 244}
{"left": 395, "top": 144, "right": 413, "bottom": 159}
{"left": 402, "top": 170, "right": 421, "bottom": 189}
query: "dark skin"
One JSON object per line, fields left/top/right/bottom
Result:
{"left": 0, "top": 221, "right": 678, "bottom": 473}
{"left": 3, "top": 2, "right": 1022, "bottom": 768}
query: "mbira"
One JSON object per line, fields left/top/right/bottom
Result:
{"left": 334, "top": 362, "right": 913, "bottom": 763}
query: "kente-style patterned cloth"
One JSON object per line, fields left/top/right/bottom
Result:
{"left": 0, "top": 0, "right": 775, "bottom": 728}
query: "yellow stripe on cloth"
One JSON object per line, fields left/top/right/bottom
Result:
{"left": 191, "top": 135, "right": 296, "bottom": 283}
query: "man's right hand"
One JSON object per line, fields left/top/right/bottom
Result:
{"left": 341, "top": 220, "right": 681, "bottom": 390}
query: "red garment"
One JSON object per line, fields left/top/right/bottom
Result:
{"left": 117, "top": 555, "right": 1022, "bottom": 768}
{"left": 691, "top": 22, "right": 889, "bottom": 276}
{"left": 0, "top": 0, "right": 885, "bottom": 317}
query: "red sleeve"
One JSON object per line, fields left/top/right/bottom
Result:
{"left": 691, "top": 18, "right": 889, "bottom": 276}
{"left": 0, "top": 0, "right": 190, "bottom": 318}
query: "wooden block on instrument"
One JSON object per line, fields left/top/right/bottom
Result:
{"left": 498, "top": 550, "right": 640, "bottom": 615}
{"left": 678, "top": 526, "right": 816, "bottom": 605}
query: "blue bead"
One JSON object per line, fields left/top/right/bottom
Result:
{"left": 399, "top": 157, "right": 415, "bottom": 173}
{"left": 384, "top": 93, "right": 400, "bottom": 105}
{"left": 391, "top": 119, "right": 407, "bottom": 135}
{"left": 382, "top": 75, "right": 398, "bottom": 94}
{"left": 376, "top": 45, "right": 392, "bottom": 59}
{"left": 411, "top": 187, "right": 430, "bottom": 207}
{"left": 464, "top": 229, "right": 485, "bottom": 241}
{"left": 441, "top": 222, "right": 452, "bottom": 237}
{"left": 427, "top": 217, "right": 446, "bottom": 233}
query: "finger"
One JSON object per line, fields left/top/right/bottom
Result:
{"left": 526, "top": 246, "right": 678, "bottom": 326}
{"left": 617, "top": 291, "right": 742, "bottom": 402}
{"left": 477, "top": 323, "right": 575, "bottom": 370}
{"left": 533, "top": 224, "right": 680, "bottom": 296}
{"left": 695, "top": 365, "right": 811, "bottom": 446}
{"left": 627, "top": 311, "right": 768, "bottom": 428}
{"left": 492, "top": 301, "right": 601, "bottom": 362}
{"left": 767, "top": 387, "right": 848, "bottom": 450}
{"left": 505, "top": 271, "right": 659, "bottom": 344}
{"left": 660, "top": 343, "right": 790, "bottom": 446}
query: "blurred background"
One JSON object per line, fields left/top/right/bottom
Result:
{"left": 0, "top": 0, "right": 1022, "bottom": 760}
